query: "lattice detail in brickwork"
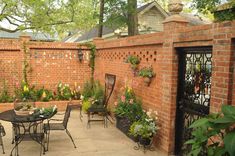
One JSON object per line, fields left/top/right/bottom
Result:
{"left": 97, "top": 50, "right": 158, "bottom": 62}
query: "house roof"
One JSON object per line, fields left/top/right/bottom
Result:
{"left": 72, "top": 1, "right": 211, "bottom": 43}
{"left": 0, "top": 31, "right": 56, "bottom": 41}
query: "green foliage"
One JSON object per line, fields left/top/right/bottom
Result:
{"left": 81, "top": 81, "right": 94, "bottom": 101}
{"left": 192, "top": 0, "right": 235, "bottom": 21}
{"left": 82, "top": 100, "right": 92, "bottom": 113}
{"left": 0, "top": 0, "right": 98, "bottom": 38}
{"left": 129, "top": 110, "right": 159, "bottom": 139}
{"left": 0, "top": 81, "right": 13, "bottom": 103}
{"left": 33, "top": 105, "right": 57, "bottom": 117}
{"left": 138, "top": 66, "right": 155, "bottom": 78}
{"left": 186, "top": 105, "right": 235, "bottom": 156}
{"left": 92, "top": 81, "right": 104, "bottom": 103}
{"left": 114, "top": 87, "right": 143, "bottom": 122}
{"left": 81, "top": 80, "right": 104, "bottom": 101}
{"left": 127, "top": 55, "right": 140, "bottom": 69}
{"left": 56, "top": 82, "right": 73, "bottom": 100}
{"left": 15, "top": 81, "right": 37, "bottom": 102}
{"left": 35, "top": 88, "right": 54, "bottom": 102}
{"left": 214, "top": 7, "right": 235, "bottom": 21}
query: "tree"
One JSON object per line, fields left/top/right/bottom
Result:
{"left": 98, "top": 0, "right": 105, "bottom": 37}
{"left": 0, "top": 0, "right": 98, "bottom": 37}
{"left": 127, "top": 0, "right": 138, "bottom": 36}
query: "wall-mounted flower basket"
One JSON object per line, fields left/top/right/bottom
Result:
{"left": 126, "top": 55, "right": 140, "bottom": 76}
{"left": 138, "top": 66, "right": 155, "bottom": 86}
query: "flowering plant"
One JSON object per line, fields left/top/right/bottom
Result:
{"left": 114, "top": 86, "right": 143, "bottom": 122}
{"left": 129, "top": 109, "right": 159, "bottom": 139}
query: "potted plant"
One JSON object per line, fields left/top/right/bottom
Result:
{"left": 127, "top": 55, "right": 140, "bottom": 76}
{"left": 138, "top": 66, "right": 155, "bottom": 86}
{"left": 129, "top": 109, "right": 159, "bottom": 146}
{"left": 114, "top": 86, "right": 143, "bottom": 139}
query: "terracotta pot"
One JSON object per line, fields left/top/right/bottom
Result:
{"left": 144, "top": 77, "right": 151, "bottom": 86}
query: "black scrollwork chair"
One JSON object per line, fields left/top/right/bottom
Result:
{"left": 87, "top": 73, "right": 116, "bottom": 128}
{"left": 44, "top": 104, "right": 76, "bottom": 151}
{"left": 0, "top": 123, "right": 6, "bottom": 154}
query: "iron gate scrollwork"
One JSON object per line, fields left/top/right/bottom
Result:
{"left": 175, "top": 47, "right": 212, "bottom": 155}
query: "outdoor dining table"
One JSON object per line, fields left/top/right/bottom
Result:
{"left": 0, "top": 109, "right": 56, "bottom": 156}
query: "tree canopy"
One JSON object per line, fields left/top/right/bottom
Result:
{"left": 0, "top": 0, "right": 98, "bottom": 37}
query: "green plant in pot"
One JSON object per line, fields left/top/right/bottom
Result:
{"left": 80, "top": 80, "right": 104, "bottom": 113}
{"left": 129, "top": 109, "right": 159, "bottom": 146}
{"left": 138, "top": 66, "right": 155, "bottom": 86}
{"left": 127, "top": 55, "right": 140, "bottom": 76}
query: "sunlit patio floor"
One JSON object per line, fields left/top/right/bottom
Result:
{"left": 1, "top": 110, "right": 167, "bottom": 156}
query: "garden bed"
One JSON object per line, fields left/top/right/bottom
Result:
{"left": 0, "top": 100, "right": 82, "bottom": 112}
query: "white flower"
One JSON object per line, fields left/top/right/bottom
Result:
{"left": 80, "top": 95, "right": 84, "bottom": 100}
{"left": 53, "top": 105, "right": 57, "bottom": 112}
{"left": 154, "top": 111, "right": 158, "bottom": 116}
{"left": 146, "top": 111, "right": 151, "bottom": 117}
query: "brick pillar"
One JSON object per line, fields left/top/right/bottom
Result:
{"left": 210, "top": 22, "right": 234, "bottom": 112}
{"left": 161, "top": 7, "right": 189, "bottom": 153}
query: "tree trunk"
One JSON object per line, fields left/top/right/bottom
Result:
{"left": 98, "top": 0, "right": 105, "bottom": 37}
{"left": 127, "top": 0, "right": 138, "bottom": 36}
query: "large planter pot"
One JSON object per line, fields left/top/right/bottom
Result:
{"left": 115, "top": 116, "right": 132, "bottom": 134}
{"left": 139, "top": 137, "right": 151, "bottom": 146}
{"left": 116, "top": 116, "right": 140, "bottom": 142}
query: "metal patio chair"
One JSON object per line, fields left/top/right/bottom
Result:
{"left": 0, "top": 123, "right": 6, "bottom": 154}
{"left": 87, "top": 73, "right": 116, "bottom": 128}
{"left": 44, "top": 104, "right": 76, "bottom": 151}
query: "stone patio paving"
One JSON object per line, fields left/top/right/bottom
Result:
{"left": 1, "top": 110, "right": 167, "bottom": 156}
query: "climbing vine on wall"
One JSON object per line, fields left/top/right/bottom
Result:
{"left": 79, "top": 43, "right": 96, "bottom": 82}
{"left": 22, "top": 42, "right": 31, "bottom": 84}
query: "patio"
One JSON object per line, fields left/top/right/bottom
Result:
{"left": 1, "top": 110, "right": 166, "bottom": 156}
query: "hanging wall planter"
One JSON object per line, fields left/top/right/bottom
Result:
{"left": 126, "top": 55, "right": 140, "bottom": 76}
{"left": 138, "top": 66, "right": 155, "bottom": 86}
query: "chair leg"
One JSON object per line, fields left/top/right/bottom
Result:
{"left": 79, "top": 108, "right": 83, "bottom": 121}
{"left": 12, "top": 125, "right": 15, "bottom": 144}
{"left": 0, "top": 136, "right": 5, "bottom": 154}
{"left": 65, "top": 129, "right": 76, "bottom": 148}
{"left": 45, "top": 130, "right": 50, "bottom": 151}
{"left": 87, "top": 112, "right": 91, "bottom": 128}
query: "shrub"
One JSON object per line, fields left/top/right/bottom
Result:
{"left": 15, "top": 80, "right": 37, "bottom": 102}
{"left": 114, "top": 86, "right": 143, "bottom": 122}
{"left": 185, "top": 105, "right": 235, "bottom": 156}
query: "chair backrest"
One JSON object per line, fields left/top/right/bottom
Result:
{"left": 103, "top": 74, "right": 116, "bottom": 108}
{"left": 62, "top": 104, "right": 72, "bottom": 129}
{"left": 0, "top": 123, "right": 5, "bottom": 137}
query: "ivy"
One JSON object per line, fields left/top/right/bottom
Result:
{"left": 22, "top": 42, "right": 31, "bottom": 84}
{"left": 79, "top": 43, "right": 96, "bottom": 82}
{"left": 214, "top": 8, "right": 235, "bottom": 21}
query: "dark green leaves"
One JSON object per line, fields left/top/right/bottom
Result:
{"left": 224, "top": 131, "right": 235, "bottom": 156}
{"left": 185, "top": 105, "right": 235, "bottom": 156}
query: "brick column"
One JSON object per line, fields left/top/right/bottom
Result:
{"left": 211, "top": 22, "right": 234, "bottom": 112}
{"left": 161, "top": 10, "right": 188, "bottom": 154}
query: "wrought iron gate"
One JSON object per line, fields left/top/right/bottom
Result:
{"left": 175, "top": 47, "right": 212, "bottom": 155}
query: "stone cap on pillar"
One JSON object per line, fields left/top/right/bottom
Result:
{"left": 163, "top": 0, "right": 188, "bottom": 24}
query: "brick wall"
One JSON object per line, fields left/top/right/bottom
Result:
{"left": 0, "top": 19, "right": 235, "bottom": 155}
{"left": 0, "top": 37, "right": 91, "bottom": 94}
{"left": 94, "top": 20, "right": 235, "bottom": 154}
